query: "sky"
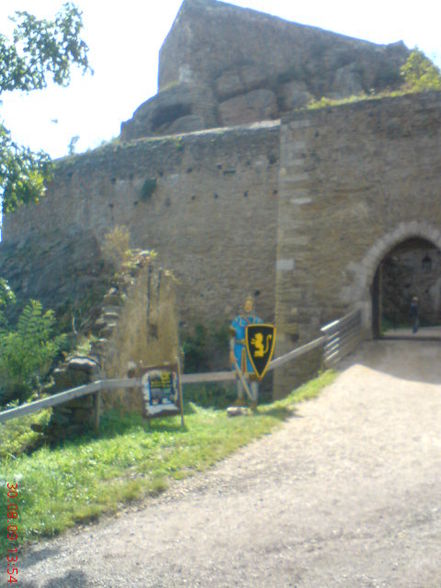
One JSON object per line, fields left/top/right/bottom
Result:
{"left": 0, "top": 0, "right": 440, "bottom": 159}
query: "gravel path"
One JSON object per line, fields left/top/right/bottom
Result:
{"left": 13, "top": 339, "right": 441, "bottom": 588}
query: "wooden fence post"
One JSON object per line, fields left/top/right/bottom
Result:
{"left": 93, "top": 391, "right": 101, "bottom": 432}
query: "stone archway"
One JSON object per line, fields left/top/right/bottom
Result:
{"left": 371, "top": 237, "right": 441, "bottom": 337}
{"left": 347, "top": 222, "right": 441, "bottom": 336}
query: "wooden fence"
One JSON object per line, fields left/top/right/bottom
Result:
{"left": 0, "top": 309, "right": 363, "bottom": 427}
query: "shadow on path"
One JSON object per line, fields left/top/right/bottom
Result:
{"left": 337, "top": 338, "right": 441, "bottom": 386}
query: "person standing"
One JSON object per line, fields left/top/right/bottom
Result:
{"left": 229, "top": 296, "right": 262, "bottom": 408}
{"left": 410, "top": 296, "right": 419, "bottom": 334}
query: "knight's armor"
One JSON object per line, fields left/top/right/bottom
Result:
{"left": 230, "top": 313, "right": 263, "bottom": 374}
{"left": 229, "top": 299, "right": 263, "bottom": 407}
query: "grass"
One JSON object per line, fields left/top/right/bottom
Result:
{"left": 0, "top": 409, "right": 52, "bottom": 461}
{"left": 306, "top": 86, "right": 438, "bottom": 111}
{"left": 0, "top": 370, "right": 336, "bottom": 555}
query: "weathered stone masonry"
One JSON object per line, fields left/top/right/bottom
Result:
{"left": 2, "top": 122, "right": 280, "bottom": 333}
{"left": 2, "top": 91, "right": 441, "bottom": 399}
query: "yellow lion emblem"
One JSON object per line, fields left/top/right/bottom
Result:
{"left": 250, "top": 332, "right": 273, "bottom": 358}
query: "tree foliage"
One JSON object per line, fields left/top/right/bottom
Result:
{"left": 400, "top": 48, "right": 441, "bottom": 92}
{"left": 0, "top": 125, "right": 53, "bottom": 213}
{"left": 0, "top": 284, "right": 65, "bottom": 406}
{"left": 0, "top": 3, "right": 90, "bottom": 94}
{"left": 0, "top": 276, "right": 15, "bottom": 325}
{"left": 0, "top": 2, "right": 91, "bottom": 213}
{"left": 0, "top": 277, "right": 15, "bottom": 307}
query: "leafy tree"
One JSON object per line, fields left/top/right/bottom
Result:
{"left": 0, "top": 276, "right": 15, "bottom": 308}
{"left": 0, "top": 128, "right": 53, "bottom": 213}
{"left": 0, "top": 276, "right": 14, "bottom": 329}
{"left": 400, "top": 48, "right": 441, "bottom": 92}
{"left": 0, "top": 298, "right": 66, "bottom": 405}
{"left": 0, "top": 2, "right": 91, "bottom": 213}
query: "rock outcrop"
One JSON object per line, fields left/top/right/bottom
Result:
{"left": 121, "top": 0, "right": 409, "bottom": 140}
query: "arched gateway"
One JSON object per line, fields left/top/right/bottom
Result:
{"left": 350, "top": 222, "right": 441, "bottom": 336}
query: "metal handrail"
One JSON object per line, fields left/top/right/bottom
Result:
{"left": 321, "top": 309, "right": 362, "bottom": 367}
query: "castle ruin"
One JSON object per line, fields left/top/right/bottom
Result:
{"left": 1, "top": 0, "right": 440, "bottom": 396}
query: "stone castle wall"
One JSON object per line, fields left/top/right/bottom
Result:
{"left": 2, "top": 122, "right": 280, "bottom": 333}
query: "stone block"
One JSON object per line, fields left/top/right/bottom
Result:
{"left": 102, "top": 311, "right": 119, "bottom": 321}
{"left": 67, "top": 357, "right": 99, "bottom": 376}
{"left": 276, "top": 259, "right": 295, "bottom": 271}
{"left": 52, "top": 356, "right": 99, "bottom": 394}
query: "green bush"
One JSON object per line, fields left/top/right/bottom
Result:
{"left": 182, "top": 323, "right": 209, "bottom": 373}
{"left": 0, "top": 299, "right": 66, "bottom": 406}
{"left": 184, "top": 383, "right": 237, "bottom": 409}
{"left": 0, "top": 409, "right": 52, "bottom": 460}
{"left": 182, "top": 322, "right": 230, "bottom": 373}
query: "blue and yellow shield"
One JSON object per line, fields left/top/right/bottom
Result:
{"left": 245, "top": 324, "right": 276, "bottom": 380}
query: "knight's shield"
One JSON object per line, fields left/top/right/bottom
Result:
{"left": 245, "top": 324, "right": 276, "bottom": 380}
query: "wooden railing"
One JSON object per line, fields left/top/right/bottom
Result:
{"left": 179, "top": 335, "right": 326, "bottom": 384}
{"left": 0, "top": 309, "right": 362, "bottom": 427}
{"left": 0, "top": 379, "right": 138, "bottom": 426}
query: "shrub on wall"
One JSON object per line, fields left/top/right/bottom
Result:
{"left": 141, "top": 177, "right": 157, "bottom": 201}
{"left": 101, "top": 225, "right": 131, "bottom": 271}
{"left": 401, "top": 48, "right": 441, "bottom": 91}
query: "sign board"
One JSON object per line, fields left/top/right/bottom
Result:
{"left": 139, "top": 362, "right": 184, "bottom": 424}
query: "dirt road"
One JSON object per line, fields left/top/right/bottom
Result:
{"left": 16, "top": 339, "right": 441, "bottom": 587}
